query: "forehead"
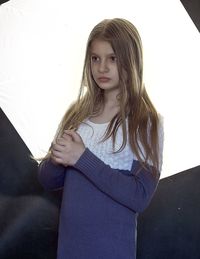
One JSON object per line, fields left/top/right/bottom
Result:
{"left": 90, "top": 40, "right": 114, "bottom": 55}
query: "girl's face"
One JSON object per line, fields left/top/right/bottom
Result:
{"left": 90, "top": 40, "right": 120, "bottom": 93}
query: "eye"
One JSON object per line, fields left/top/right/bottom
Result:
{"left": 110, "top": 56, "right": 117, "bottom": 62}
{"left": 91, "top": 55, "right": 100, "bottom": 63}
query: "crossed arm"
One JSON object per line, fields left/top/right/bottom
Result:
{"left": 38, "top": 130, "right": 160, "bottom": 213}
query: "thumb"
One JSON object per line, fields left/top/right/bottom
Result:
{"left": 64, "top": 130, "right": 82, "bottom": 142}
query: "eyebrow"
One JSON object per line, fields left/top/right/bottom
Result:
{"left": 90, "top": 52, "right": 116, "bottom": 56}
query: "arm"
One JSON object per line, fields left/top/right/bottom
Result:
{"left": 74, "top": 148, "right": 160, "bottom": 213}
{"left": 38, "top": 133, "right": 73, "bottom": 190}
{"left": 38, "top": 158, "right": 66, "bottom": 191}
{"left": 49, "top": 126, "right": 163, "bottom": 212}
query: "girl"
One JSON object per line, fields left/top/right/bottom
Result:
{"left": 38, "top": 18, "right": 164, "bottom": 259}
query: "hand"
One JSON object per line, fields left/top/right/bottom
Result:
{"left": 50, "top": 130, "right": 85, "bottom": 167}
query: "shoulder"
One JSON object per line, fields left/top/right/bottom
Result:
{"left": 158, "top": 113, "right": 164, "bottom": 126}
{"left": 157, "top": 113, "right": 164, "bottom": 171}
{"left": 157, "top": 113, "right": 164, "bottom": 140}
{"left": 146, "top": 112, "right": 164, "bottom": 139}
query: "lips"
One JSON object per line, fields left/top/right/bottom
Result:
{"left": 98, "top": 77, "right": 110, "bottom": 82}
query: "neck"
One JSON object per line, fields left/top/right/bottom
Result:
{"left": 89, "top": 89, "right": 120, "bottom": 123}
{"left": 103, "top": 89, "right": 120, "bottom": 109}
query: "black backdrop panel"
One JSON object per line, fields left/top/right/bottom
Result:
{"left": 0, "top": 1, "right": 10, "bottom": 5}
{"left": 180, "top": 0, "right": 200, "bottom": 32}
{"left": 137, "top": 165, "right": 200, "bottom": 259}
{"left": 0, "top": 108, "right": 61, "bottom": 259}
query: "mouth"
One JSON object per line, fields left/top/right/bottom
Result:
{"left": 98, "top": 77, "right": 110, "bottom": 83}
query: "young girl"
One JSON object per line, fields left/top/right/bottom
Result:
{"left": 38, "top": 18, "right": 164, "bottom": 259}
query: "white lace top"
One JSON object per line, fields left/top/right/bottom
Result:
{"left": 77, "top": 119, "right": 135, "bottom": 170}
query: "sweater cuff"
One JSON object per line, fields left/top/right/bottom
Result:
{"left": 74, "top": 148, "right": 105, "bottom": 173}
{"left": 43, "top": 157, "right": 65, "bottom": 170}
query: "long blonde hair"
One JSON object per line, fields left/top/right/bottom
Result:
{"left": 46, "top": 18, "right": 161, "bottom": 175}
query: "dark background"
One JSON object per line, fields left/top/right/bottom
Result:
{"left": 137, "top": 165, "right": 200, "bottom": 259}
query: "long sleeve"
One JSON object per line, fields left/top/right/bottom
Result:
{"left": 74, "top": 148, "right": 160, "bottom": 213}
{"left": 38, "top": 158, "right": 66, "bottom": 190}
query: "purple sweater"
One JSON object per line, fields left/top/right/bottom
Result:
{"left": 38, "top": 148, "right": 159, "bottom": 259}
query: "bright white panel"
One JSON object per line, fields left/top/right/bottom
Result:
{"left": 0, "top": 0, "right": 199, "bottom": 178}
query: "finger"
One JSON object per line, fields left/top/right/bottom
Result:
{"left": 62, "top": 133, "right": 73, "bottom": 141}
{"left": 64, "top": 130, "right": 82, "bottom": 142}
{"left": 51, "top": 149, "right": 62, "bottom": 158}
{"left": 51, "top": 151, "right": 68, "bottom": 167}
{"left": 52, "top": 143, "right": 65, "bottom": 152}
{"left": 51, "top": 155, "right": 64, "bottom": 165}
{"left": 56, "top": 137, "right": 67, "bottom": 146}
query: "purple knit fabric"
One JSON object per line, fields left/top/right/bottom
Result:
{"left": 38, "top": 148, "right": 159, "bottom": 259}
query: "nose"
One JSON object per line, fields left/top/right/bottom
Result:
{"left": 98, "top": 60, "right": 109, "bottom": 73}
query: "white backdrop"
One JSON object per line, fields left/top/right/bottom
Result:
{"left": 0, "top": 0, "right": 200, "bottom": 178}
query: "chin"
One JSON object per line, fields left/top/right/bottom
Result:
{"left": 97, "top": 83, "right": 118, "bottom": 90}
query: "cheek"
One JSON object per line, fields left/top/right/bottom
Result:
{"left": 90, "top": 65, "right": 96, "bottom": 77}
{"left": 90, "top": 67, "right": 97, "bottom": 83}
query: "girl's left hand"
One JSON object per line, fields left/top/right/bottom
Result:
{"left": 51, "top": 130, "right": 85, "bottom": 167}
